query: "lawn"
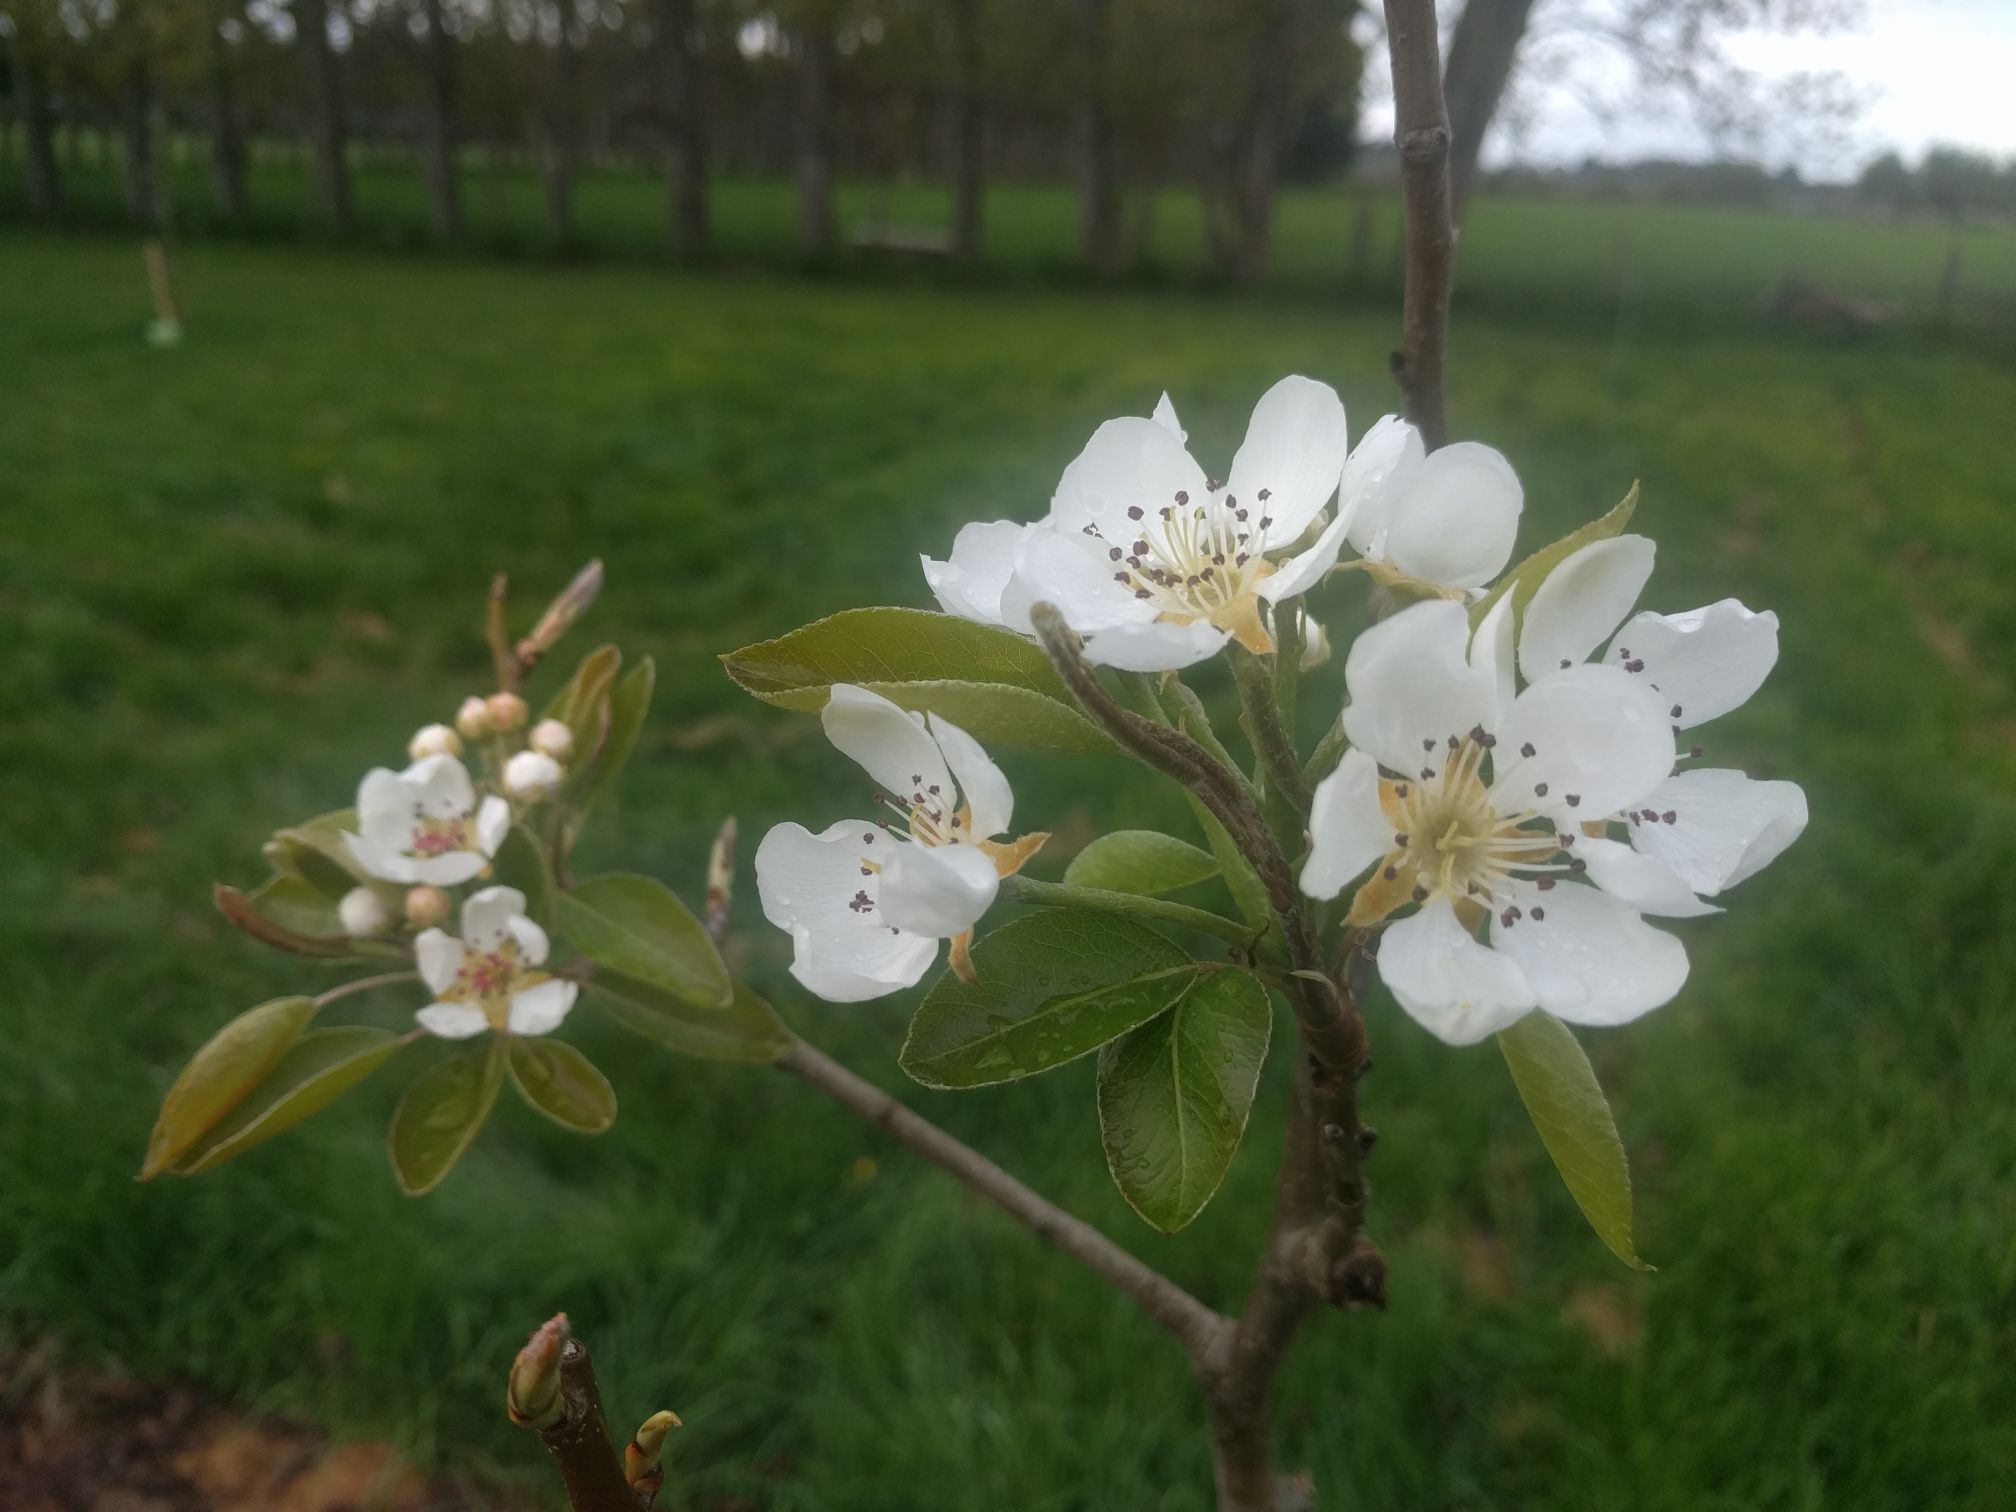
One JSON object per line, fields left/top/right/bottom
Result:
{"left": 2, "top": 215, "right": 2014, "bottom": 1510}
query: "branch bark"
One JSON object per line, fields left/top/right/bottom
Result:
{"left": 1383, "top": 0, "right": 1456, "bottom": 449}
{"left": 529, "top": 1336, "right": 642, "bottom": 1512}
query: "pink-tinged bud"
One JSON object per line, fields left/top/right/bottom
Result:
{"left": 504, "top": 750, "right": 565, "bottom": 801}
{"left": 529, "top": 718, "right": 575, "bottom": 763}
{"left": 338, "top": 886, "right": 392, "bottom": 938}
{"left": 404, "top": 885, "right": 453, "bottom": 929}
{"left": 507, "top": 1314, "right": 569, "bottom": 1430}
{"left": 486, "top": 691, "right": 529, "bottom": 733}
{"left": 408, "top": 722, "right": 463, "bottom": 761}
{"left": 456, "top": 696, "right": 494, "bottom": 739}
{"left": 625, "top": 1409, "right": 682, "bottom": 1491}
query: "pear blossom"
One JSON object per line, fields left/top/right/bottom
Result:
{"left": 345, "top": 753, "right": 510, "bottom": 885}
{"left": 455, "top": 696, "right": 494, "bottom": 739}
{"left": 922, "top": 377, "right": 1354, "bottom": 671}
{"left": 1336, "top": 414, "right": 1525, "bottom": 594}
{"left": 413, "top": 885, "right": 577, "bottom": 1038}
{"left": 504, "top": 749, "right": 565, "bottom": 800}
{"left": 486, "top": 691, "right": 529, "bottom": 732}
{"left": 404, "top": 884, "right": 453, "bottom": 929}
{"left": 755, "top": 684, "right": 1047, "bottom": 1002}
{"left": 338, "top": 886, "right": 392, "bottom": 938}
{"left": 408, "top": 722, "right": 463, "bottom": 761}
{"left": 529, "top": 718, "right": 575, "bottom": 762}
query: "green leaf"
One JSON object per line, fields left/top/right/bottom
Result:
{"left": 244, "top": 873, "right": 346, "bottom": 936}
{"left": 172, "top": 1027, "right": 407, "bottom": 1175}
{"left": 899, "top": 911, "right": 1200, "bottom": 1089}
{"left": 1097, "top": 968, "right": 1272, "bottom": 1232}
{"left": 1065, "top": 831, "right": 1220, "bottom": 896}
{"left": 1185, "top": 796, "right": 1275, "bottom": 935}
{"left": 215, "top": 880, "right": 391, "bottom": 961}
{"left": 574, "top": 655, "right": 654, "bottom": 817}
{"left": 558, "top": 873, "right": 733, "bottom": 1009}
{"left": 507, "top": 1039, "right": 617, "bottom": 1132}
{"left": 490, "top": 825, "right": 554, "bottom": 926}
{"left": 1498, "top": 1011, "right": 1653, "bottom": 1271}
{"left": 721, "top": 608, "right": 1114, "bottom": 754}
{"left": 141, "top": 996, "right": 317, "bottom": 1178}
{"left": 543, "top": 643, "right": 623, "bottom": 756}
{"left": 589, "top": 973, "right": 792, "bottom": 1064}
{"left": 389, "top": 1041, "right": 506, "bottom": 1196}
{"left": 1471, "top": 483, "right": 1640, "bottom": 629}
{"left": 263, "top": 808, "right": 369, "bottom": 896}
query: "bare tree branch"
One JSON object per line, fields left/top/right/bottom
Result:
{"left": 1383, "top": 0, "right": 1456, "bottom": 449}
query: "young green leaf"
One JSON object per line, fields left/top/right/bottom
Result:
{"left": 899, "top": 911, "right": 1199, "bottom": 1089}
{"left": 558, "top": 873, "right": 733, "bottom": 1009}
{"left": 543, "top": 643, "right": 623, "bottom": 757}
{"left": 263, "top": 808, "right": 368, "bottom": 897}
{"left": 389, "top": 1041, "right": 507, "bottom": 1196}
{"left": 721, "top": 608, "right": 1113, "bottom": 754}
{"left": 172, "top": 1027, "right": 407, "bottom": 1175}
{"left": 507, "top": 1039, "right": 617, "bottom": 1132}
{"left": 1097, "top": 969, "right": 1272, "bottom": 1232}
{"left": 1497, "top": 1011, "right": 1654, "bottom": 1271}
{"left": 1064, "top": 831, "right": 1221, "bottom": 896}
{"left": 588, "top": 973, "right": 792, "bottom": 1064}
{"left": 215, "top": 881, "right": 389, "bottom": 960}
{"left": 572, "top": 655, "right": 654, "bottom": 818}
{"left": 141, "top": 996, "right": 318, "bottom": 1178}
{"left": 491, "top": 825, "right": 554, "bottom": 926}
{"left": 1470, "top": 483, "right": 1640, "bottom": 629}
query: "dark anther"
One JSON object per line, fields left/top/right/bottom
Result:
{"left": 1127, "top": 505, "right": 1144, "bottom": 520}
{"left": 1624, "top": 658, "right": 1646, "bottom": 673}
{"left": 1618, "top": 647, "right": 1631, "bottom": 658}
{"left": 1423, "top": 737, "right": 1437, "bottom": 752}
{"left": 1108, "top": 546, "right": 1122, "bottom": 561}
{"left": 1560, "top": 658, "right": 1572, "bottom": 669}
{"left": 1530, "top": 905, "right": 1546, "bottom": 921}
{"left": 1670, "top": 704, "right": 1683, "bottom": 718}
{"left": 1534, "top": 782, "right": 1549, "bottom": 797}
{"left": 1537, "top": 877, "right": 1556, "bottom": 890}
{"left": 1480, "top": 733, "right": 1498, "bottom": 748}
{"left": 1411, "top": 884, "right": 1429, "bottom": 902}
{"left": 1420, "top": 768, "right": 1435, "bottom": 780}
{"left": 1565, "top": 794, "right": 1582, "bottom": 808}
{"left": 1662, "top": 810, "right": 1678, "bottom": 824}
{"left": 1382, "top": 864, "right": 1399, "bottom": 881}
{"left": 862, "top": 832, "right": 874, "bottom": 843}
{"left": 1520, "top": 742, "right": 1537, "bottom": 757}
{"left": 1569, "top": 858, "right": 1587, "bottom": 873}
{"left": 1500, "top": 908, "right": 1516, "bottom": 928}
{"left": 1259, "top": 516, "right": 1273, "bottom": 529}
{"left": 1395, "top": 782, "right": 1410, "bottom": 797}
{"left": 1135, "top": 589, "right": 1151, "bottom": 599}
{"left": 1258, "top": 488, "right": 1272, "bottom": 501}
{"left": 1394, "top": 832, "right": 1409, "bottom": 847}
{"left": 1174, "top": 490, "right": 1189, "bottom": 505}
{"left": 1690, "top": 745, "right": 1705, "bottom": 758}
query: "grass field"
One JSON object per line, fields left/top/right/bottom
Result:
{"left": 3, "top": 205, "right": 2016, "bottom": 1510}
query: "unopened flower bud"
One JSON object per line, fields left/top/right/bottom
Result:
{"left": 504, "top": 750, "right": 565, "bottom": 801}
{"left": 625, "top": 1408, "right": 682, "bottom": 1490}
{"left": 486, "top": 691, "right": 529, "bottom": 732}
{"left": 338, "top": 886, "right": 392, "bottom": 938}
{"left": 455, "top": 696, "right": 494, "bottom": 739}
{"left": 507, "top": 1314, "right": 569, "bottom": 1431}
{"left": 408, "top": 722, "right": 463, "bottom": 761}
{"left": 529, "top": 718, "right": 575, "bottom": 763}
{"left": 405, "top": 884, "right": 453, "bottom": 929}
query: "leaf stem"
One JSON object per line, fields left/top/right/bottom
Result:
{"left": 313, "top": 970, "right": 420, "bottom": 1008}
{"left": 1228, "top": 643, "right": 1312, "bottom": 826}
{"left": 999, "top": 875, "right": 1257, "bottom": 949}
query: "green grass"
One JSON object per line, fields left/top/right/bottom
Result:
{"left": 3, "top": 221, "right": 2015, "bottom": 1509}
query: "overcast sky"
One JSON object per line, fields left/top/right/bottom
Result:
{"left": 1360, "top": 0, "right": 2016, "bottom": 181}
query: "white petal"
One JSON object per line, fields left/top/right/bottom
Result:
{"left": 405, "top": 753, "right": 476, "bottom": 815}
{"left": 1341, "top": 414, "right": 1424, "bottom": 555}
{"left": 1342, "top": 599, "right": 1497, "bottom": 779}
{"left": 1469, "top": 590, "right": 1517, "bottom": 715}
{"left": 1575, "top": 836, "right": 1721, "bottom": 918}
{"left": 1627, "top": 768, "right": 1807, "bottom": 894}
{"left": 1607, "top": 600, "right": 1779, "bottom": 730}
{"left": 922, "top": 519, "right": 1029, "bottom": 626}
{"left": 1256, "top": 512, "right": 1350, "bottom": 604}
{"left": 877, "top": 841, "right": 1000, "bottom": 937}
{"left": 823, "top": 684, "right": 952, "bottom": 806}
{"left": 1378, "top": 899, "right": 1536, "bottom": 1046}
{"left": 356, "top": 767, "right": 415, "bottom": 850}
{"left": 415, "top": 927, "right": 466, "bottom": 995}
{"left": 1493, "top": 663, "right": 1674, "bottom": 821}
{"left": 1012, "top": 524, "right": 1158, "bottom": 633}
{"left": 1222, "top": 375, "right": 1349, "bottom": 542}
{"left": 1048, "top": 416, "right": 1212, "bottom": 544}
{"left": 1079, "top": 618, "right": 1231, "bottom": 672}
{"left": 507, "top": 978, "right": 577, "bottom": 1036}
{"left": 1301, "top": 750, "right": 1391, "bottom": 900}
{"left": 1490, "top": 881, "right": 1688, "bottom": 1027}
{"left": 344, "top": 831, "right": 418, "bottom": 884}
{"left": 754, "top": 820, "right": 942, "bottom": 1002}
{"left": 407, "top": 850, "right": 489, "bottom": 886}
{"left": 1150, "top": 392, "right": 1186, "bottom": 441}
{"left": 1517, "top": 534, "right": 1655, "bottom": 684}
{"left": 1383, "top": 443, "right": 1524, "bottom": 589}
{"left": 417, "top": 1002, "right": 492, "bottom": 1039}
{"left": 508, "top": 913, "right": 551, "bottom": 967}
{"left": 475, "top": 795, "right": 511, "bottom": 856}
{"left": 927, "top": 712, "right": 1013, "bottom": 838}
{"left": 460, "top": 885, "right": 528, "bottom": 952}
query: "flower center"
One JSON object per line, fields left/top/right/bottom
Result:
{"left": 1388, "top": 733, "right": 1564, "bottom": 915}
{"left": 444, "top": 941, "right": 547, "bottom": 1029}
{"left": 408, "top": 812, "right": 471, "bottom": 857}
{"left": 1084, "top": 486, "right": 1281, "bottom": 623}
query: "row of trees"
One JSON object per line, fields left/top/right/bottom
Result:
{"left": 1859, "top": 147, "right": 2016, "bottom": 222}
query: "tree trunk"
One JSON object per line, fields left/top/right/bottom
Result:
{"left": 539, "top": 0, "right": 581, "bottom": 249}
{"left": 794, "top": 20, "right": 835, "bottom": 260}
{"left": 120, "top": 58, "right": 159, "bottom": 228}
{"left": 296, "top": 0, "right": 353, "bottom": 234}
{"left": 947, "top": 0, "right": 983, "bottom": 264}
{"left": 17, "top": 52, "right": 62, "bottom": 216}
{"left": 419, "top": 0, "right": 461, "bottom": 241}
{"left": 1072, "top": 0, "right": 1120, "bottom": 276}
{"left": 207, "top": 31, "right": 249, "bottom": 221}
{"left": 1230, "top": 1, "right": 1294, "bottom": 287}
{"left": 659, "top": 0, "right": 709, "bottom": 258}
{"left": 1442, "top": 0, "right": 1536, "bottom": 220}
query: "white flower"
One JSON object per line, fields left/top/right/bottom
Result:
{"left": 922, "top": 376, "right": 1354, "bottom": 672}
{"left": 504, "top": 749, "right": 566, "bottom": 800}
{"left": 486, "top": 691, "right": 529, "bottom": 732}
{"left": 413, "top": 885, "right": 577, "bottom": 1038}
{"left": 408, "top": 723, "right": 463, "bottom": 761}
{"left": 755, "top": 685, "right": 1047, "bottom": 1002}
{"left": 529, "top": 718, "right": 575, "bottom": 762}
{"left": 1337, "top": 415, "right": 1524, "bottom": 593}
{"left": 345, "top": 754, "right": 510, "bottom": 885}
{"left": 338, "top": 886, "right": 392, "bottom": 938}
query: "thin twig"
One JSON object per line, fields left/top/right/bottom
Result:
{"left": 313, "top": 971, "right": 419, "bottom": 1008}
{"left": 1383, "top": 0, "right": 1456, "bottom": 449}
{"left": 1229, "top": 644, "right": 1312, "bottom": 821}
{"left": 999, "top": 874, "right": 1257, "bottom": 949}
{"left": 776, "top": 1036, "right": 1225, "bottom": 1357}
{"left": 529, "top": 1335, "right": 641, "bottom": 1512}
{"left": 487, "top": 571, "right": 519, "bottom": 694}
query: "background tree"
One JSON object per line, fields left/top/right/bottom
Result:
{"left": 293, "top": 0, "right": 352, "bottom": 234}
{"left": 946, "top": 0, "right": 982, "bottom": 263}
{"left": 3, "top": 1, "right": 66, "bottom": 216}
{"left": 413, "top": 0, "right": 462, "bottom": 242}
{"left": 657, "top": 0, "right": 708, "bottom": 258}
